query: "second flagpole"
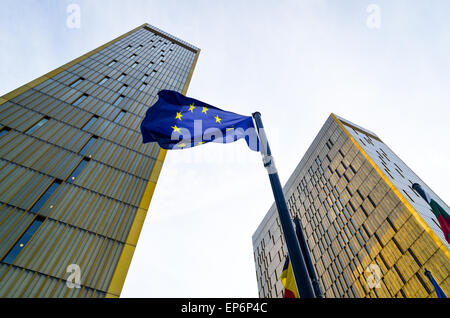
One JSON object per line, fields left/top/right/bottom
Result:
{"left": 252, "top": 112, "right": 315, "bottom": 298}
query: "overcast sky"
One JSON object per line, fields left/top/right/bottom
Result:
{"left": 1, "top": 0, "right": 449, "bottom": 297}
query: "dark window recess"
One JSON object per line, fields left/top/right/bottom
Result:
{"left": 343, "top": 173, "right": 350, "bottom": 183}
{"left": 360, "top": 204, "right": 368, "bottom": 217}
{"left": 25, "top": 117, "right": 49, "bottom": 135}
{"left": 114, "top": 110, "right": 126, "bottom": 123}
{"left": 349, "top": 164, "right": 356, "bottom": 174}
{"left": 79, "top": 136, "right": 98, "bottom": 156}
{"left": 117, "top": 85, "right": 127, "bottom": 95}
{"left": 129, "top": 54, "right": 137, "bottom": 59}
{"left": 125, "top": 45, "right": 132, "bottom": 50}
{"left": 359, "top": 138, "right": 366, "bottom": 146}
{"left": 431, "top": 217, "right": 441, "bottom": 230}
{"left": 67, "top": 158, "right": 90, "bottom": 183}
{"left": 113, "top": 96, "right": 124, "bottom": 107}
{"left": 325, "top": 141, "right": 331, "bottom": 150}
{"left": 348, "top": 200, "right": 356, "bottom": 213}
{"left": 158, "top": 61, "right": 164, "bottom": 65}
{"left": 82, "top": 116, "right": 99, "bottom": 131}
{"left": 407, "top": 248, "right": 421, "bottom": 267}
{"left": 150, "top": 70, "right": 157, "bottom": 77}
{"left": 139, "top": 83, "right": 147, "bottom": 91}
{"left": 138, "top": 44, "right": 143, "bottom": 49}
{"left": 30, "top": 180, "right": 61, "bottom": 213}
{"left": 99, "top": 76, "right": 110, "bottom": 85}
{"left": 356, "top": 189, "right": 364, "bottom": 201}
{"left": 415, "top": 272, "right": 432, "bottom": 294}
{"left": 0, "top": 126, "right": 11, "bottom": 137}
{"left": 72, "top": 94, "right": 88, "bottom": 106}
{"left": 393, "top": 264, "right": 406, "bottom": 284}
{"left": 367, "top": 195, "right": 377, "bottom": 208}
{"left": 386, "top": 217, "right": 396, "bottom": 231}
{"left": 108, "top": 60, "right": 117, "bottom": 66}
{"left": 117, "top": 73, "right": 126, "bottom": 81}
{"left": 402, "top": 189, "right": 415, "bottom": 203}
{"left": 2, "top": 215, "right": 45, "bottom": 264}
{"left": 131, "top": 62, "right": 139, "bottom": 68}
{"left": 346, "top": 186, "right": 352, "bottom": 197}
{"left": 69, "top": 77, "right": 84, "bottom": 88}
{"left": 392, "top": 237, "right": 404, "bottom": 254}
{"left": 141, "top": 74, "right": 148, "bottom": 82}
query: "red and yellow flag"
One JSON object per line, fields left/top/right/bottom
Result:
{"left": 280, "top": 256, "right": 299, "bottom": 298}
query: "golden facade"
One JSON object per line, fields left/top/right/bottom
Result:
{"left": 253, "top": 114, "right": 449, "bottom": 298}
{"left": 0, "top": 24, "right": 199, "bottom": 297}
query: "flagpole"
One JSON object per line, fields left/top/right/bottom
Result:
{"left": 293, "top": 216, "right": 323, "bottom": 298}
{"left": 252, "top": 112, "right": 315, "bottom": 298}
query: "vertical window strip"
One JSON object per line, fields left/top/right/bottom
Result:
{"left": 25, "top": 117, "right": 49, "bottom": 135}
{"left": 2, "top": 215, "right": 45, "bottom": 264}
{"left": 67, "top": 158, "right": 90, "bottom": 183}
{"left": 30, "top": 180, "right": 62, "bottom": 214}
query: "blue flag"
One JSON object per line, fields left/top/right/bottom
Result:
{"left": 140, "top": 90, "right": 259, "bottom": 151}
{"left": 425, "top": 270, "right": 447, "bottom": 298}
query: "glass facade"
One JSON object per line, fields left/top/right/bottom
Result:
{"left": 0, "top": 24, "right": 199, "bottom": 297}
{"left": 252, "top": 114, "right": 449, "bottom": 298}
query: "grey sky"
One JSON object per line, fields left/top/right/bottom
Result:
{"left": 1, "top": 0, "right": 449, "bottom": 297}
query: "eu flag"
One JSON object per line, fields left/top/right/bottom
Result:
{"left": 140, "top": 90, "right": 259, "bottom": 151}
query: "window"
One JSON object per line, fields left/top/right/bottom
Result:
{"left": 72, "top": 94, "right": 88, "bottom": 106}
{"left": 67, "top": 158, "right": 90, "bottom": 183}
{"left": 30, "top": 180, "right": 61, "bottom": 213}
{"left": 113, "top": 96, "right": 124, "bottom": 107}
{"left": 158, "top": 61, "right": 164, "bottom": 66}
{"left": 137, "top": 44, "right": 143, "bottom": 49}
{"left": 25, "top": 117, "right": 49, "bottom": 135}
{"left": 117, "top": 85, "right": 127, "bottom": 95}
{"left": 141, "top": 74, "right": 148, "bottom": 82}
{"left": 79, "top": 135, "right": 98, "bottom": 156}
{"left": 98, "top": 76, "right": 110, "bottom": 85}
{"left": 139, "top": 83, "right": 147, "bottom": 91}
{"left": 125, "top": 45, "right": 132, "bottom": 50}
{"left": 131, "top": 62, "right": 139, "bottom": 68}
{"left": 150, "top": 70, "right": 157, "bottom": 77}
{"left": 2, "top": 215, "right": 45, "bottom": 264}
{"left": 129, "top": 54, "right": 137, "bottom": 59}
{"left": 117, "top": 73, "right": 126, "bottom": 82}
{"left": 0, "top": 126, "right": 11, "bottom": 137}
{"left": 107, "top": 60, "right": 117, "bottom": 66}
{"left": 69, "top": 77, "right": 84, "bottom": 88}
{"left": 114, "top": 110, "right": 126, "bottom": 123}
{"left": 82, "top": 115, "right": 99, "bottom": 131}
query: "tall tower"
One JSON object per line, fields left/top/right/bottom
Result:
{"left": 0, "top": 24, "right": 199, "bottom": 297}
{"left": 253, "top": 114, "right": 449, "bottom": 298}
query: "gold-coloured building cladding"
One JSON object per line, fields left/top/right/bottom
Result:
{"left": 252, "top": 114, "right": 449, "bottom": 298}
{"left": 0, "top": 24, "right": 200, "bottom": 297}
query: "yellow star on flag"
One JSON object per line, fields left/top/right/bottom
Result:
{"left": 197, "top": 141, "right": 205, "bottom": 145}
{"left": 171, "top": 125, "right": 181, "bottom": 133}
{"left": 177, "top": 142, "right": 186, "bottom": 148}
{"left": 202, "top": 107, "right": 208, "bottom": 114}
{"left": 175, "top": 112, "right": 183, "bottom": 120}
{"left": 214, "top": 115, "right": 222, "bottom": 124}
{"left": 188, "top": 103, "right": 195, "bottom": 112}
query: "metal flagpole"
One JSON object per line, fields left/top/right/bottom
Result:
{"left": 293, "top": 216, "right": 323, "bottom": 298}
{"left": 252, "top": 112, "right": 315, "bottom": 298}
